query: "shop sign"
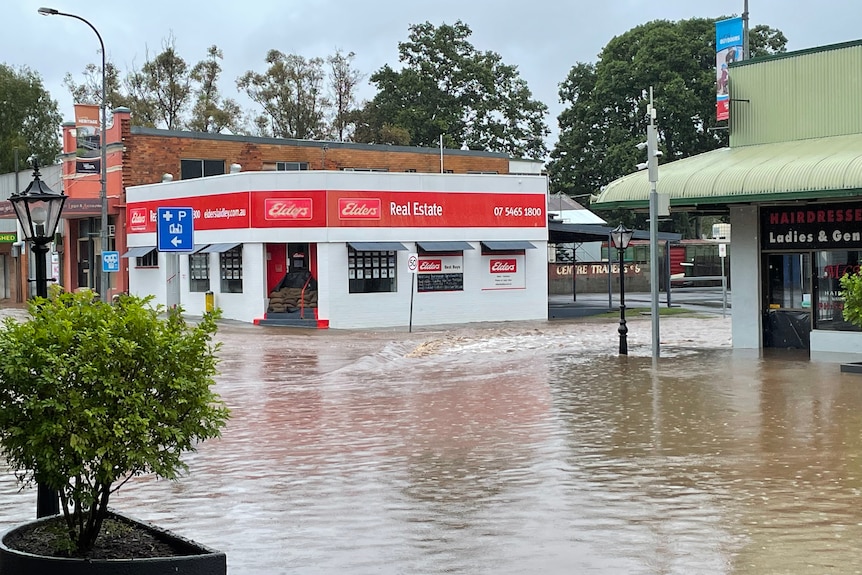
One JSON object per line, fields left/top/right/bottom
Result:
{"left": 481, "top": 255, "right": 525, "bottom": 290}
{"left": 0, "top": 233, "right": 16, "bottom": 243}
{"left": 761, "top": 203, "right": 862, "bottom": 250}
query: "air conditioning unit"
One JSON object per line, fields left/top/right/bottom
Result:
{"left": 107, "top": 225, "right": 116, "bottom": 237}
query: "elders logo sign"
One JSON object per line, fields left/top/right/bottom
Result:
{"left": 265, "top": 198, "right": 312, "bottom": 220}
{"left": 338, "top": 198, "right": 381, "bottom": 220}
{"left": 129, "top": 207, "right": 149, "bottom": 232}
{"left": 419, "top": 259, "right": 442, "bottom": 272}
{"left": 490, "top": 259, "right": 517, "bottom": 273}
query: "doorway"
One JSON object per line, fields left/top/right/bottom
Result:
{"left": 763, "top": 252, "right": 812, "bottom": 349}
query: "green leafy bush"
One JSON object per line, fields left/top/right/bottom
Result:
{"left": 840, "top": 272, "right": 862, "bottom": 328}
{"left": 0, "top": 291, "right": 229, "bottom": 554}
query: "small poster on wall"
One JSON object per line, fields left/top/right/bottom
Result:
{"left": 481, "top": 255, "right": 525, "bottom": 290}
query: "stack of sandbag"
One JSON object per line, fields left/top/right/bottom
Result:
{"left": 267, "top": 287, "right": 318, "bottom": 313}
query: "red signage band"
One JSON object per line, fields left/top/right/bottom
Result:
{"left": 127, "top": 189, "right": 546, "bottom": 233}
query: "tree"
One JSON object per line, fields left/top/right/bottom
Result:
{"left": 357, "top": 21, "right": 548, "bottom": 159}
{"left": 238, "top": 50, "right": 329, "bottom": 139}
{"left": 63, "top": 60, "right": 127, "bottom": 112}
{"left": 548, "top": 17, "right": 787, "bottom": 234}
{"left": 0, "top": 64, "right": 62, "bottom": 173}
{"left": 0, "top": 292, "right": 228, "bottom": 555}
{"left": 124, "top": 34, "right": 192, "bottom": 130}
{"left": 188, "top": 45, "right": 244, "bottom": 134}
{"left": 327, "top": 49, "right": 365, "bottom": 142}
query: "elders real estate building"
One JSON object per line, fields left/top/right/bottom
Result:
{"left": 3, "top": 107, "right": 548, "bottom": 328}
{"left": 593, "top": 40, "right": 862, "bottom": 360}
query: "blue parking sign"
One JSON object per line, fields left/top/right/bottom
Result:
{"left": 157, "top": 207, "right": 194, "bottom": 252}
{"left": 102, "top": 250, "right": 120, "bottom": 273}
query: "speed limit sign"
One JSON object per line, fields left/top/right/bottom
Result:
{"left": 407, "top": 253, "right": 418, "bottom": 273}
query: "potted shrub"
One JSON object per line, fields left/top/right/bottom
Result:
{"left": 0, "top": 291, "right": 229, "bottom": 573}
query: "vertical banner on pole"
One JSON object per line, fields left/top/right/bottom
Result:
{"left": 74, "top": 104, "right": 101, "bottom": 174}
{"left": 715, "top": 17, "right": 743, "bottom": 122}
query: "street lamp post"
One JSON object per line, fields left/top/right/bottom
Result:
{"left": 38, "top": 7, "right": 109, "bottom": 302}
{"left": 610, "top": 223, "right": 634, "bottom": 355}
{"left": 9, "top": 160, "right": 67, "bottom": 518}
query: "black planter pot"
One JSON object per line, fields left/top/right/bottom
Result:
{"left": 0, "top": 511, "right": 226, "bottom": 575}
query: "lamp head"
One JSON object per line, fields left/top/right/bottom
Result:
{"left": 610, "top": 223, "right": 634, "bottom": 250}
{"left": 9, "top": 164, "right": 66, "bottom": 243}
{"left": 37, "top": 7, "right": 59, "bottom": 15}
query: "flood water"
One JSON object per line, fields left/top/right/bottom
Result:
{"left": 3, "top": 313, "right": 862, "bottom": 574}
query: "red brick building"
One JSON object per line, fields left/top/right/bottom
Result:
{"left": 9, "top": 107, "right": 537, "bottom": 300}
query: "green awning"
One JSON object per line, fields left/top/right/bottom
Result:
{"left": 592, "top": 132, "right": 862, "bottom": 210}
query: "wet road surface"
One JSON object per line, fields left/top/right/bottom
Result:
{"left": 2, "top": 311, "right": 862, "bottom": 574}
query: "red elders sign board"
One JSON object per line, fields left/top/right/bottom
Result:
{"left": 127, "top": 190, "right": 546, "bottom": 232}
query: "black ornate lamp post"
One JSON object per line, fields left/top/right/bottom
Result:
{"left": 9, "top": 160, "right": 67, "bottom": 517}
{"left": 610, "top": 223, "right": 634, "bottom": 355}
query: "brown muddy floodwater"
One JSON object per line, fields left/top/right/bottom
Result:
{"left": 2, "top": 313, "right": 862, "bottom": 574}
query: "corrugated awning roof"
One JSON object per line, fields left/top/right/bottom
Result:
{"left": 197, "top": 243, "right": 240, "bottom": 253}
{"left": 592, "top": 133, "right": 862, "bottom": 210}
{"left": 348, "top": 242, "right": 408, "bottom": 251}
{"left": 122, "top": 246, "right": 156, "bottom": 258}
{"left": 416, "top": 241, "right": 474, "bottom": 252}
{"left": 481, "top": 241, "right": 537, "bottom": 251}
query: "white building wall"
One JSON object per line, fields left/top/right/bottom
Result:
{"left": 319, "top": 241, "right": 547, "bottom": 330}
{"left": 730, "top": 205, "right": 760, "bottom": 349}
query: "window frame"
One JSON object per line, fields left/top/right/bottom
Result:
{"left": 180, "top": 158, "right": 225, "bottom": 180}
{"left": 348, "top": 247, "right": 397, "bottom": 293}
{"left": 189, "top": 252, "right": 211, "bottom": 292}
{"left": 219, "top": 245, "right": 243, "bottom": 293}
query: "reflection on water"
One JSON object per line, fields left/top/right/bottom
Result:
{"left": 2, "top": 318, "right": 862, "bottom": 574}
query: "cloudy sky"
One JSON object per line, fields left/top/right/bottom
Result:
{"left": 5, "top": 0, "right": 862, "bottom": 149}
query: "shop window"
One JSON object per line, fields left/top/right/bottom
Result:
{"left": 137, "top": 249, "right": 158, "bottom": 268}
{"left": 219, "top": 246, "right": 243, "bottom": 293}
{"left": 189, "top": 253, "right": 210, "bottom": 292}
{"left": 181, "top": 159, "right": 225, "bottom": 180}
{"left": 348, "top": 247, "right": 396, "bottom": 293}
{"left": 276, "top": 161, "right": 309, "bottom": 171}
{"left": 814, "top": 250, "right": 862, "bottom": 331}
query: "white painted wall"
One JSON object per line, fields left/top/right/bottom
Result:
{"left": 320, "top": 241, "right": 547, "bottom": 329}
{"left": 730, "top": 205, "right": 760, "bottom": 349}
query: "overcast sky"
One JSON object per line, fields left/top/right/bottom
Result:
{"left": 5, "top": 0, "right": 862, "bottom": 150}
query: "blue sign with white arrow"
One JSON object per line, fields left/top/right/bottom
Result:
{"left": 157, "top": 207, "right": 194, "bottom": 252}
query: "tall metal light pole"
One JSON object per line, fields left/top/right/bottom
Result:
{"left": 636, "top": 87, "right": 662, "bottom": 360}
{"left": 647, "top": 89, "right": 660, "bottom": 360}
{"left": 38, "top": 7, "right": 109, "bottom": 302}
{"left": 9, "top": 160, "right": 67, "bottom": 517}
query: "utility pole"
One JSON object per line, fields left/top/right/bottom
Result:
{"left": 637, "top": 87, "right": 662, "bottom": 360}
{"left": 742, "top": 0, "right": 750, "bottom": 60}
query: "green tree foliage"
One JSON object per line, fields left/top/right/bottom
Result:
{"left": 188, "top": 45, "right": 244, "bottom": 134}
{"left": 0, "top": 64, "right": 62, "bottom": 172}
{"left": 840, "top": 272, "right": 862, "bottom": 328}
{"left": 237, "top": 50, "right": 329, "bottom": 139}
{"left": 136, "top": 34, "right": 192, "bottom": 130}
{"left": 356, "top": 21, "right": 548, "bottom": 158}
{"left": 0, "top": 292, "right": 229, "bottom": 555}
{"left": 62, "top": 60, "right": 128, "bottom": 112}
{"left": 548, "top": 17, "right": 787, "bottom": 234}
